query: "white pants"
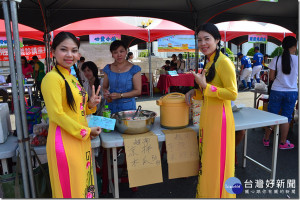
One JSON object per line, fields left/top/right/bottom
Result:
{"left": 240, "top": 68, "right": 252, "bottom": 82}
{"left": 251, "top": 65, "right": 262, "bottom": 79}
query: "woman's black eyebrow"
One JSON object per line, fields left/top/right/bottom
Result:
{"left": 59, "top": 45, "right": 78, "bottom": 49}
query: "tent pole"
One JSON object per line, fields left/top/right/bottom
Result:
{"left": 224, "top": 31, "right": 227, "bottom": 49}
{"left": 194, "top": 33, "right": 199, "bottom": 73}
{"left": 44, "top": 33, "right": 49, "bottom": 72}
{"left": 2, "top": 0, "right": 30, "bottom": 197}
{"left": 187, "top": 52, "right": 190, "bottom": 70}
{"left": 296, "top": 1, "right": 300, "bottom": 122}
{"left": 44, "top": 33, "right": 51, "bottom": 72}
{"left": 10, "top": 1, "right": 36, "bottom": 197}
{"left": 148, "top": 29, "right": 153, "bottom": 97}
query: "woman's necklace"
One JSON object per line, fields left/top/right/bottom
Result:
{"left": 115, "top": 65, "right": 124, "bottom": 72}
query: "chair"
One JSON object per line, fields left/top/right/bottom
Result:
{"left": 256, "top": 95, "right": 269, "bottom": 109}
{"left": 260, "top": 73, "right": 268, "bottom": 84}
{"left": 141, "top": 74, "right": 150, "bottom": 96}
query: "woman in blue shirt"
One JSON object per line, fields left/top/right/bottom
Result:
{"left": 103, "top": 40, "right": 141, "bottom": 114}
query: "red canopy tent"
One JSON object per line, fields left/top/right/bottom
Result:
{"left": 52, "top": 17, "right": 148, "bottom": 41}
{"left": 216, "top": 21, "right": 296, "bottom": 42}
{"left": 146, "top": 19, "right": 194, "bottom": 42}
{"left": 0, "top": 19, "right": 44, "bottom": 41}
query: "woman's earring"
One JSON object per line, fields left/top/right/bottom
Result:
{"left": 53, "top": 57, "right": 56, "bottom": 66}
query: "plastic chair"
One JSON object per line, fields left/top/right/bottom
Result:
{"left": 141, "top": 74, "right": 150, "bottom": 96}
{"left": 256, "top": 95, "right": 269, "bottom": 109}
{"left": 260, "top": 73, "right": 268, "bottom": 84}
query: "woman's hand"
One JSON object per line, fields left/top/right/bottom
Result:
{"left": 88, "top": 85, "right": 101, "bottom": 109}
{"left": 192, "top": 69, "right": 207, "bottom": 89}
{"left": 110, "top": 92, "right": 121, "bottom": 100}
{"left": 103, "top": 89, "right": 110, "bottom": 99}
{"left": 185, "top": 89, "right": 195, "bottom": 106}
{"left": 90, "top": 127, "right": 101, "bottom": 137}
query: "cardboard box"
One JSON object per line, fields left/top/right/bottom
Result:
{"left": 191, "top": 99, "right": 202, "bottom": 125}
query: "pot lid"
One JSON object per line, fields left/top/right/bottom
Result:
{"left": 161, "top": 92, "right": 186, "bottom": 104}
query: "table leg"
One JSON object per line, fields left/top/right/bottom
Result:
{"left": 242, "top": 130, "right": 248, "bottom": 168}
{"left": 107, "top": 149, "right": 112, "bottom": 194}
{"left": 112, "top": 148, "right": 119, "bottom": 198}
{"left": 28, "top": 86, "right": 33, "bottom": 106}
{"left": 253, "top": 91, "right": 257, "bottom": 108}
{"left": 267, "top": 70, "right": 270, "bottom": 86}
{"left": 92, "top": 148, "right": 98, "bottom": 198}
{"left": 1, "top": 159, "right": 8, "bottom": 174}
{"left": 271, "top": 124, "right": 279, "bottom": 180}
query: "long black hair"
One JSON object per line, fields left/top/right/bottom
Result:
{"left": 51, "top": 31, "right": 81, "bottom": 111}
{"left": 81, "top": 61, "right": 100, "bottom": 91}
{"left": 126, "top": 52, "right": 133, "bottom": 60}
{"left": 196, "top": 23, "right": 221, "bottom": 82}
{"left": 281, "top": 36, "right": 297, "bottom": 75}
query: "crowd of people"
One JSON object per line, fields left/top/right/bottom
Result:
{"left": 237, "top": 46, "right": 271, "bottom": 91}
{"left": 161, "top": 53, "right": 186, "bottom": 73}
{"left": 0, "top": 55, "right": 46, "bottom": 106}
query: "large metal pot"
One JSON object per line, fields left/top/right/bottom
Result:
{"left": 111, "top": 110, "right": 157, "bottom": 134}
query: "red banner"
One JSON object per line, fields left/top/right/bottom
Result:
{"left": 0, "top": 45, "right": 46, "bottom": 61}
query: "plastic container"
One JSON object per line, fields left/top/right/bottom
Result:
{"left": 102, "top": 105, "right": 111, "bottom": 132}
{"left": 156, "top": 92, "right": 189, "bottom": 129}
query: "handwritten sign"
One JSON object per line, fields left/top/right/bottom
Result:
{"left": 122, "top": 132, "right": 163, "bottom": 187}
{"left": 163, "top": 128, "right": 199, "bottom": 179}
{"left": 167, "top": 70, "right": 179, "bottom": 76}
{"left": 88, "top": 115, "right": 116, "bottom": 130}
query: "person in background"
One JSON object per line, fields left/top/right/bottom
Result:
{"left": 21, "top": 56, "right": 33, "bottom": 78}
{"left": 170, "top": 54, "right": 178, "bottom": 71}
{"left": 251, "top": 46, "right": 263, "bottom": 85}
{"left": 32, "top": 55, "right": 46, "bottom": 99}
{"left": 199, "top": 58, "right": 204, "bottom": 69}
{"left": 162, "top": 60, "right": 171, "bottom": 71}
{"left": 262, "top": 54, "right": 269, "bottom": 70}
{"left": 185, "top": 23, "right": 237, "bottom": 198}
{"left": 103, "top": 40, "right": 141, "bottom": 114}
{"left": 263, "top": 36, "right": 298, "bottom": 150}
{"left": 126, "top": 52, "right": 134, "bottom": 64}
{"left": 0, "top": 75, "right": 8, "bottom": 103}
{"left": 220, "top": 48, "right": 229, "bottom": 57}
{"left": 78, "top": 56, "right": 85, "bottom": 69}
{"left": 41, "top": 31, "right": 101, "bottom": 198}
{"left": 29, "top": 60, "right": 35, "bottom": 69}
{"left": 237, "top": 52, "right": 252, "bottom": 90}
{"left": 72, "top": 56, "right": 88, "bottom": 84}
{"left": 82, "top": 61, "right": 105, "bottom": 116}
{"left": 177, "top": 53, "right": 186, "bottom": 73}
